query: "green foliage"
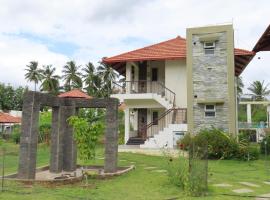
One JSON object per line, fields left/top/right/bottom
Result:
{"left": 0, "top": 83, "right": 26, "bottom": 111}
{"left": 237, "top": 141, "right": 259, "bottom": 161}
{"left": 178, "top": 133, "right": 191, "bottom": 150}
{"left": 248, "top": 80, "right": 270, "bottom": 100}
{"left": 39, "top": 111, "right": 52, "bottom": 143}
{"left": 11, "top": 125, "right": 21, "bottom": 144}
{"left": 39, "top": 65, "right": 60, "bottom": 95}
{"left": 238, "top": 130, "right": 257, "bottom": 142}
{"left": 165, "top": 150, "right": 207, "bottom": 197}
{"left": 179, "top": 128, "right": 259, "bottom": 161}
{"left": 68, "top": 116, "right": 104, "bottom": 162}
{"left": 78, "top": 108, "right": 105, "bottom": 124}
{"left": 166, "top": 155, "right": 189, "bottom": 189}
{"left": 260, "top": 136, "right": 270, "bottom": 154}
{"left": 62, "top": 61, "right": 83, "bottom": 91}
{"left": 25, "top": 61, "right": 41, "bottom": 91}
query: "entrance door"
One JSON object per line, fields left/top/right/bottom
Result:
{"left": 138, "top": 108, "right": 147, "bottom": 138}
{"left": 138, "top": 61, "right": 147, "bottom": 93}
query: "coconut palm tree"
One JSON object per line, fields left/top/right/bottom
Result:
{"left": 62, "top": 61, "right": 82, "bottom": 91}
{"left": 25, "top": 61, "right": 41, "bottom": 91}
{"left": 82, "top": 62, "right": 96, "bottom": 96}
{"left": 248, "top": 80, "right": 270, "bottom": 100}
{"left": 39, "top": 65, "right": 60, "bottom": 95}
{"left": 97, "top": 60, "right": 119, "bottom": 97}
{"left": 236, "top": 76, "right": 244, "bottom": 97}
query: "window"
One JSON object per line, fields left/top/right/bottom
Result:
{"left": 204, "top": 42, "right": 215, "bottom": 55}
{"left": 152, "top": 111, "right": 159, "bottom": 125}
{"left": 205, "top": 104, "right": 216, "bottom": 117}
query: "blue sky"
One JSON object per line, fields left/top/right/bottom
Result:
{"left": 5, "top": 32, "right": 79, "bottom": 56}
{"left": 0, "top": 0, "right": 269, "bottom": 91}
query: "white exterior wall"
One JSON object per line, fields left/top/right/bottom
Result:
{"left": 165, "top": 59, "right": 187, "bottom": 108}
{"left": 148, "top": 61, "right": 165, "bottom": 83}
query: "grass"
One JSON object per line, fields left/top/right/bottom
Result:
{"left": 0, "top": 143, "right": 270, "bottom": 199}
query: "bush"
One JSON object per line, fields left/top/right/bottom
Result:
{"left": 179, "top": 127, "right": 259, "bottom": 161}
{"left": 39, "top": 124, "right": 51, "bottom": 144}
{"left": 236, "top": 139, "right": 259, "bottom": 161}
{"left": 11, "top": 125, "right": 21, "bottom": 144}
{"left": 178, "top": 133, "right": 192, "bottom": 150}
{"left": 260, "top": 136, "right": 270, "bottom": 154}
{"left": 239, "top": 130, "right": 257, "bottom": 142}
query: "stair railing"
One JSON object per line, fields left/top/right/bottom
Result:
{"left": 112, "top": 80, "right": 176, "bottom": 106}
{"left": 139, "top": 108, "right": 187, "bottom": 139}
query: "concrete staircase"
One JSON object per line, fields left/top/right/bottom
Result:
{"left": 140, "top": 124, "right": 187, "bottom": 149}
{"left": 153, "top": 93, "right": 174, "bottom": 109}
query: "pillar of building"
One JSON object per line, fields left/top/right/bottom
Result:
{"left": 124, "top": 108, "right": 130, "bottom": 144}
{"left": 104, "top": 99, "right": 118, "bottom": 173}
{"left": 267, "top": 105, "right": 270, "bottom": 128}
{"left": 62, "top": 105, "right": 77, "bottom": 172}
{"left": 17, "top": 92, "right": 40, "bottom": 179}
{"left": 49, "top": 106, "right": 63, "bottom": 173}
{"left": 247, "top": 104, "right": 252, "bottom": 124}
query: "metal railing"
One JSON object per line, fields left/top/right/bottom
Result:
{"left": 139, "top": 108, "right": 187, "bottom": 139}
{"left": 238, "top": 122, "right": 269, "bottom": 129}
{"left": 112, "top": 80, "right": 176, "bottom": 106}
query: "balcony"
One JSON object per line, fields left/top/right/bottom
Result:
{"left": 112, "top": 81, "right": 176, "bottom": 109}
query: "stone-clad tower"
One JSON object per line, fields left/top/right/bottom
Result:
{"left": 186, "top": 25, "right": 237, "bottom": 135}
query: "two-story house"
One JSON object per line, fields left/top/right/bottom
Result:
{"left": 103, "top": 24, "right": 255, "bottom": 148}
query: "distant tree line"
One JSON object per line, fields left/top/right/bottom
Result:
{"left": 0, "top": 83, "right": 27, "bottom": 111}
{"left": 24, "top": 60, "right": 120, "bottom": 97}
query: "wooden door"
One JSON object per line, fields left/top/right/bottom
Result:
{"left": 138, "top": 108, "right": 147, "bottom": 138}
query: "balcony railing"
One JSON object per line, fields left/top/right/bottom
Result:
{"left": 238, "top": 122, "right": 268, "bottom": 129}
{"left": 138, "top": 108, "right": 187, "bottom": 139}
{"left": 113, "top": 80, "right": 176, "bottom": 106}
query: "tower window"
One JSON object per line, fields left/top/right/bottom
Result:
{"left": 204, "top": 42, "right": 215, "bottom": 55}
{"left": 205, "top": 104, "right": 216, "bottom": 117}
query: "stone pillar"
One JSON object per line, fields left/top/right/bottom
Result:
{"left": 247, "top": 104, "right": 252, "bottom": 124}
{"left": 18, "top": 92, "right": 40, "bottom": 179}
{"left": 49, "top": 106, "right": 63, "bottom": 173}
{"left": 104, "top": 98, "right": 119, "bottom": 173}
{"left": 62, "top": 105, "right": 77, "bottom": 172}
{"left": 124, "top": 108, "right": 130, "bottom": 144}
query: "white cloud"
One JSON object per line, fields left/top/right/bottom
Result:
{"left": 0, "top": 0, "right": 269, "bottom": 90}
{"left": 0, "top": 34, "right": 68, "bottom": 88}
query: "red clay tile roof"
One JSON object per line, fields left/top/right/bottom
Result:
{"left": 103, "top": 36, "right": 255, "bottom": 63}
{"left": 234, "top": 48, "right": 256, "bottom": 56}
{"left": 253, "top": 24, "right": 270, "bottom": 52}
{"left": 58, "top": 89, "right": 92, "bottom": 99}
{"left": 0, "top": 112, "right": 21, "bottom": 123}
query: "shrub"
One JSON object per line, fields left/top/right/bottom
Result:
{"left": 260, "top": 136, "right": 270, "bottom": 154}
{"left": 39, "top": 124, "right": 51, "bottom": 144}
{"left": 178, "top": 133, "right": 192, "bottom": 150}
{"left": 180, "top": 127, "right": 259, "bottom": 161}
{"left": 11, "top": 125, "right": 21, "bottom": 144}
{"left": 237, "top": 140, "right": 259, "bottom": 161}
{"left": 239, "top": 130, "right": 257, "bottom": 142}
{"left": 68, "top": 116, "right": 104, "bottom": 162}
{"left": 180, "top": 128, "right": 238, "bottom": 159}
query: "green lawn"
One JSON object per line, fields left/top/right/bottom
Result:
{"left": 0, "top": 143, "right": 270, "bottom": 199}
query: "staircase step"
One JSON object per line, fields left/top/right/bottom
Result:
{"left": 126, "top": 137, "right": 146, "bottom": 145}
